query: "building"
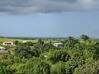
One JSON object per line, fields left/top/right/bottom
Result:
{"left": 22, "top": 40, "right": 27, "bottom": 43}
{"left": 53, "top": 42, "right": 63, "bottom": 48}
{"left": 2, "top": 41, "right": 15, "bottom": 46}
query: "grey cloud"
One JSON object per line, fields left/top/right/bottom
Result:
{"left": 0, "top": 0, "right": 99, "bottom": 15}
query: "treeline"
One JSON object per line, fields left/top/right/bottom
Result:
{"left": 0, "top": 35, "right": 99, "bottom": 74}
{"left": 1, "top": 36, "right": 66, "bottom": 41}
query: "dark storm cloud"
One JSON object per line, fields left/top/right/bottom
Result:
{"left": 0, "top": 0, "right": 99, "bottom": 14}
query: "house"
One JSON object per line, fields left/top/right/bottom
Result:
{"left": 22, "top": 40, "right": 27, "bottom": 43}
{"left": 53, "top": 42, "right": 64, "bottom": 48}
{"left": 2, "top": 41, "right": 15, "bottom": 46}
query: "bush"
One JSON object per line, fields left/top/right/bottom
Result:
{"left": 12, "top": 58, "right": 50, "bottom": 74}
{"left": 74, "top": 63, "right": 95, "bottom": 74}
{"left": 51, "top": 61, "right": 65, "bottom": 74}
{"left": 33, "top": 61, "right": 50, "bottom": 74}
{"left": 47, "top": 50, "right": 70, "bottom": 63}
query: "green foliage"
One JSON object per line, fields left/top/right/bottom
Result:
{"left": 24, "top": 42, "right": 34, "bottom": 46}
{"left": 65, "top": 58, "right": 84, "bottom": 74}
{"left": 0, "top": 63, "right": 10, "bottom": 74}
{"left": 1, "top": 35, "right": 99, "bottom": 74}
{"left": 51, "top": 61, "right": 65, "bottom": 74}
{"left": 13, "top": 58, "right": 38, "bottom": 74}
{"left": 64, "top": 36, "right": 78, "bottom": 49}
{"left": 80, "top": 34, "right": 90, "bottom": 41}
{"left": 66, "top": 49, "right": 83, "bottom": 58}
{"left": 15, "top": 45, "right": 40, "bottom": 58}
{"left": 47, "top": 50, "right": 70, "bottom": 63}
{"left": 33, "top": 61, "right": 50, "bottom": 74}
{"left": 73, "top": 63, "right": 98, "bottom": 74}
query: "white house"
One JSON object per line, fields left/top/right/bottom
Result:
{"left": 2, "top": 41, "right": 15, "bottom": 46}
{"left": 22, "top": 40, "right": 27, "bottom": 43}
{"left": 53, "top": 42, "right": 63, "bottom": 48}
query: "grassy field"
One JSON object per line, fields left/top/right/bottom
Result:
{"left": 0, "top": 38, "right": 14, "bottom": 42}
{"left": 0, "top": 37, "right": 38, "bottom": 43}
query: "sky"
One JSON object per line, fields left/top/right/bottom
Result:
{"left": 0, "top": 0, "right": 99, "bottom": 37}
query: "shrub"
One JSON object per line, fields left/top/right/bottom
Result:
{"left": 47, "top": 50, "right": 70, "bottom": 63}
{"left": 51, "top": 61, "right": 65, "bottom": 74}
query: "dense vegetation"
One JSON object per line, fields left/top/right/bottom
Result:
{"left": 0, "top": 35, "right": 99, "bottom": 74}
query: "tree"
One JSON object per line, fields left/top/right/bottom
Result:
{"left": 15, "top": 45, "right": 40, "bottom": 58}
{"left": 64, "top": 36, "right": 78, "bottom": 49}
{"left": 11, "top": 58, "right": 40, "bottom": 74}
{"left": 73, "top": 61, "right": 99, "bottom": 74}
{"left": 0, "top": 63, "right": 8, "bottom": 74}
{"left": 24, "top": 42, "right": 33, "bottom": 46}
{"left": 33, "top": 61, "right": 50, "bottom": 74}
{"left": 51, "top": 61, "right": 65, "bottom": 74}
{"left": 47, "top": 50, "right": 70, "bottom": 63}
{"left": 80, "top": 34, "right": 90, "bottom": 41}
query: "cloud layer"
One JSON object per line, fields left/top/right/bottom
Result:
{"left": 0, "top": 0, "right": 99, "bottom": 14}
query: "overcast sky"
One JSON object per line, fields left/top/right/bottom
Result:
{"left": 0, "top": 0, "right": 99, "bottom": 37}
